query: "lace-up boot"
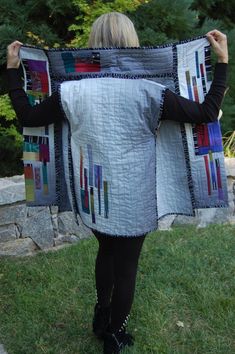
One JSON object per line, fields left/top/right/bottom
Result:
{"left": 103, "top": 329, "right": 134, "bottom": 353}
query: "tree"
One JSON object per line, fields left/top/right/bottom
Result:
{"left": 190, "top": 0, "right": 235, "bottom": 28}
{"left": 69, "top": 0, "right": 145, "bottom": 47}
{"left": 0, "top": 94, "right": 23, "bottom": 176}
{"left": 219, "top": 28, "right": 235, "bottom": 132}
{"left": 189, "top": 0, "right": 235, "bottom": 132}
{"left": 129, "top": 0, "right": 198, "bottom": 45}
{"left": 0, "top": 0, "right": 78, "bottom": 68}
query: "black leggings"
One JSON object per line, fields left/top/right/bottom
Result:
{"left": 93, "top": 231, "right": 146, "bottom": 333}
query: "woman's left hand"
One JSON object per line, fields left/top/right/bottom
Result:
{"left": 206, "top": 30, "right": 228, "bottom": 63}
{"left": 7, "top": 40, "right": 23, "bottom": 69}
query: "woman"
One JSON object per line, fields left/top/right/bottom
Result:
{"left": 7, "top": 12, "right": 228, "bottom": 354}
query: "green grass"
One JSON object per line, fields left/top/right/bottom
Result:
{"left": 0, "top": 225, "right": 234, "bottom": 354}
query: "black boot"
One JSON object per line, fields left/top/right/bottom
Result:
{"left": 103, "top": 329, "right": 134, "bottom": 353}
{"left": 92, "top": 303, "right": 111, "bottom": 339}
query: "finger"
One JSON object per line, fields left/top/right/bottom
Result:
{"left": 12, "top": 42, "right": 23, "bottom": 51}
{"left": 206, "top": 32, "right": 219, "bottom": 42}
{"left": 8, "top": 42, "right": 22, "bottom": 56}
{"left": 206, "top": 33, "right": 217, "bottom": 46}
{"left": 207, "top": 30, "right": 227, "bottom": 43}
{"left": 7, "top": 41, "right": 23, "bottom": 51}
{"left": 11, "top": 40, "right": 23, "bottom": 46}
{"left": 207, "top": 29, "right": 222, "bottom": 36}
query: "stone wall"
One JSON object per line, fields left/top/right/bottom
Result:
{"left": 0, "top": 159, "right": 234, "bottom": 256}
{"left": 0, "top": 176, "right": 92, "bottom": 256}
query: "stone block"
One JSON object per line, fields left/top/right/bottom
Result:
{"left": 50, "top": 205, "right": 59, "bottom": 215}
{"left": 158, "top": 215, "right": 176, "bottom": 230}
{"left": 58, "top": 212, "right": 92, "bottom": 238}
{"left": 51, "top": 213, "right": 58, "bottom": 233}
{"left": 26, "top": 206, "right": 48, "bottom": 217}
{"left": 227, "top": 177, "right": 235, "bottom": 209}
{"left": 173, "top": 214, "right": 197, "bottom": 226}
{"left": 0, "top": 224, "right": 20, "bottom": 243}
{"left": 0, "top": 175, "right": 25, "bottom": 205}
{"left": 54, "top": 234, "right": 80, "bottom": 246}
{"left": 225, "top": 158, "right": 235, "bottom": 177}
{"left": 0, "top": 204, "right": 27, "bottom": 226}
{"left": 21, "top": 209, "right": 54, "bottom": 249}
{"left": 196, "top": 207, "right": 230, "bottom": 228}
{"left": 0, "top": 238, "right": 38, "bottom": 257}
{"left": 57, "top": 212, "right": 80, "bottom": 235}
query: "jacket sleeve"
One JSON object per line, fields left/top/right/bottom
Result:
{"left": 7, "top": 68, "right": 63, "bottom": 127}
{"left": 161, "top": 63, "right": 228, "bottom": 124}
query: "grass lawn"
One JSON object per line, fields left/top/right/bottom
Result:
{"left": 0, "top": 225, "right": 234, "bottom": 354}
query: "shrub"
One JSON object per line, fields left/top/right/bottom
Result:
{"left": 0, "top": 94, "right": 23, "bottom": 177}
{"left": 223, "top": 130, "right": 235, "bottom": 157}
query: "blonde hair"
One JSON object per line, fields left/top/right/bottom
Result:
{"left": 88, "top": 12, "right": 139, "bottom": 48}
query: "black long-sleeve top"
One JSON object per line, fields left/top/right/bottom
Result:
{"left": 7, "top": 63, "right": 228, "bottom": 127}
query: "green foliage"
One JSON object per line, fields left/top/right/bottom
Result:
{"left": 0, "top": 94, "right": 15, "bottom": 121}
{"left": 0, "top": 0, "right": 78, "bottom": 66}
{"left": 190, "top": 0, "right": 235, "bottom": 28}
{"left": 226, "top": 29, "right": 235, "bottom": 98}
{"left": 0, "top": 95, "right": 23, "bottom": 176}
{"left": 221, "top": 93, "right": 235, "bottom": 133}
{"left": 0, "top": 125, "right": 23, "bottom": 177}
{"left": 223, "top": 130, "right": 235, "bottom": 157}
{"left": 69, "top": 0, "right": 145, "bottom": 47}
{"left": 129, "top": 0, "right": 198, "bottom": 45}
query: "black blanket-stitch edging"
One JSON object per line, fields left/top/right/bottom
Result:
{"left": 54, "top": 122, "right": 63, "bottom": 208}
{"left": 180, "top": 122, "right": 196, "bottom": 215}
{"left": 21, "top": 35, "right": 206, "bottom": 52}
{"left": 67, "top": 124, "right": 80, "bottom": 216}
{"left": 196, "top": 203, "right": 229, "bottom": 209}
{"left": 154, "top": 88, "right": 167, "bottom": 228}
{"left": 85, "top": 220, "right": 156, "bottom": 238}
{"left": 172, "top": 44, "right": 180, "bottom": 95}
{"left": 82, "top": 210, "right": 197, "bottom": 237}
{"left": 172, "top": 42, "right": 196, "bottom": 215}
{"left": 57, "top": 84, "right": 79, "bottom": 218}
{"left": 154, "top": 135, "right": 158, "bottom": 230}
{"left": 157, "top": 212, "right": 194, "bottom": 221}
{"left": 47, "top": 55, "right": 78, "bottom": 212}
{"left": 48, "top": 60, "right": 64, "bottom": 209}
{"left": 158, "top": 89, "right": 167, "bottom": 129}
{"left": 86, "top": 201, "right": 229, "bottom": 237}
{"left": 52, "top": 72, "right": 175, "bottom": 82}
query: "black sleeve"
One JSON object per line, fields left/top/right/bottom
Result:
{"left": 7, "top": 68, "right": 64, "bottom": 127}
{"left": 162, "top": 63, "right": 228, "bottom": 124}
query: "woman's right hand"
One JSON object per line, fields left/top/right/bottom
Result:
{"left": 206, "top": 30, "right": 228, "bottom": 64}
{"left": 7, "top": 40, "right": 23, "bottom": 69}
